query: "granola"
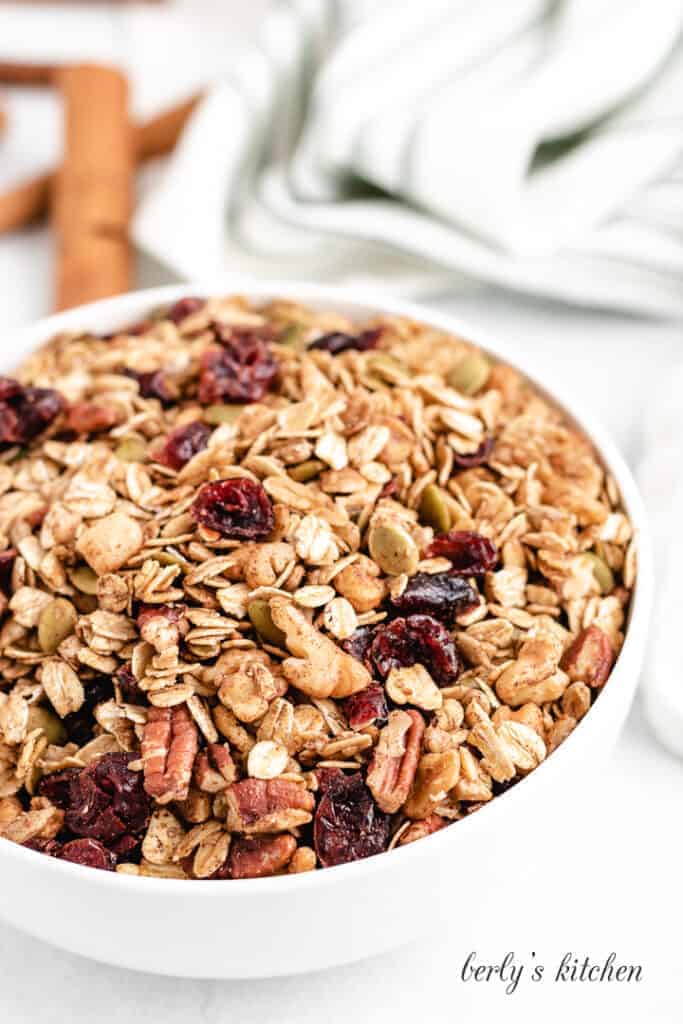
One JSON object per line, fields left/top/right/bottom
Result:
{"left": 0, "top": 294, "right": 635, "bottom": 878}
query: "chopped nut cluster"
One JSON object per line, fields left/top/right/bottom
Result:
{"left": 0, "top": 294, "right": 636, "bottom": 879}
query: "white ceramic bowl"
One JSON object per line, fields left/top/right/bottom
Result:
{"left": 0, "top": 280, "right": 653, "bottom": 978}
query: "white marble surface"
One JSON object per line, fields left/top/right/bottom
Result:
{"left": 1, "top": 3, "right": 683, "bottom": 1021}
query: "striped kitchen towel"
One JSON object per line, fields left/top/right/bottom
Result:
{"left": 133, "top": 0, "right": 683, "bottom": 316}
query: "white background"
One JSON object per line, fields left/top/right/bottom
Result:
{"left": 1, "top": 3, "right": 682, "bottom": 1022}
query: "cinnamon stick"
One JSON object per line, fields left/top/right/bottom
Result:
{"left": 53, "top": 64, "right": 133, "bottom": 311}
{"left": 0, "top": 93, "right": 200, "bottom": 235}
{"left": 0, "top": 62, "right": 55, "bottom": 87}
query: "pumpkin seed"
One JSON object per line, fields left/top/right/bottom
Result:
{"left": 368, "top": 521, "right": 419, "bottom": 576}
{"left": 204, "top": 404, "right": 245, "bottom": 425}
{"left": 278, "top": 323, "right": 308, "bottom": 349}
{"left": 447, "top": 351, "right": 491, "bottom": 395}
{"left": 419, "top": 483, "right": 451, "bottom": 533}
{"left": 289, "top": 459, "right": 325, "bottom": 483}
{"left": 586, "top": 552, "right": 614, "bottom": 594}
{"left": 38, "top": 597, "right": 78, "bottom": 654}
{"left": 248, "top": 600, "right": 287, "bottom": 647}
{"left": 114, "top": 436, "right": 147, "bottom": 462}
{"left": 69, "top": 565, "right": 99, "bottom": 594}
{"left": 27, "top": 705, "right": 67, "bottom": 745}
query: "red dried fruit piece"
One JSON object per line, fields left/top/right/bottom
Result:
{"left": 115, "top": 664, "right": 145, "bottom": 705}
{"left": 0, "top": 547, "right": 16, "bottom": 595}
{"left": 370, "top": 614, "right": 461, "bottom": 687}
{"left": 228, "top": 834, "right": 297, "bottom": 879}
{"left": 60, "top": 752, "right": 151, "bottom": 847}
{"left": 167, "top": 296, "right": 203, "bottom": 324}
{"left": 37, "top": 767, "right": 81, "bottom": 808}
{"left": 198, "top": 327, "right": 278, "bottom": 404}
{"left": 59, "top": 837, "right": 116, "bottom": 871}
{"left": 451, "top": 436, "right": 494, "bottom": 470}
{"left": 156, "top": 420, "right": 211, "bottom": 471}
{"left": 137, "top": 603, "right": 186, "bottom": 629}
{"left": 308, "top": 328, "right": 381, "bottom": 355}
{"left": 341, "top": 624, "right": 379, "bottom": 670}
{"left": 191, "top": 477, "right": 274, "bottom": 539}
{"left": 342, "top": 683, "right": 388, "bottom": 731}
{"left": 0, "top": 376, "right": 64, "bottom": 446}
{"left": 560, "top": 624, "right": 614, "bottom": 689}
{"left": 379, "top": 476, "right": 399, "bottom": 499}
{"left": 390, "top": 571, "right": 478, "bottom": 622}
{"left": 23, "top": 836, "right": 63, "bottom": 857}
{"left": 65, "top": 402, "right": 118, "bottom": 434}
{"left": 61, "top": 676, "right": 114, "bottom": 746}
{"left": 426, "top": 530, "right": 497, "bottom": 576}
{"left": 126, "top": 368, "right": 179, "bottom": 405}
{"left": 313, "top": 770, "right": 390, "bottom": 868}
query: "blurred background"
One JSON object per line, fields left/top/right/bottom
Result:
{"left": 1, "top": 2, "right": 683, "bottom": 1022}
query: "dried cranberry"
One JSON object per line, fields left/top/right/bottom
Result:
{"left": 452, "top": 436, "right": 494, "bottom": 469}
{"left": 59, "top": 837, "right": 116, "bottom": 871}
{"left": 126, "top": 368, "right": 178, "bottom": 405}
{"left": 341, "top": 625, "right": 379, "bottom": 669}
{"left": 198, "top": 327, "right": 278, "bottom": 404}
{"left": 313, "top": 770, "right": 390, "bottom": 868}
{"left": 379, "top": 476, "right": 399, "bottom": 499}
{"left": 0, "top": 377, "right": 64, "bottom": 447}
{"left": 308, "top": 328, "right": 381, "bottom": 355}
{"left": 0, "top": 378, "right": 21, "bottom": 401}
{"left": 342, "top": 683, "right": 388, "bottom": 731}
{"left": 167, "top": 296, "right": 203, "bottom": 324}
{"left": 370, "top": 615, "right": 461, "bottom": 687}
{"left": 390, "top": 571, "right": 478, "bottom": 622}
{"left": 0, "top": 547, "right": 16, "bottom": 595}
{"left": 426, "top": 530, "right": 497, "bottom": 576}
{"left": 37, "top": 767, "right": 81, "bottom": 808}
{"left": 64, "top": 752, "right": 151, "bottom": 846}
{"left": 156, "top": 420, "right": 211, "bottom": 471}
{"left": 191, "top": 477, "right": 274, "bottom": 539}
{"left": 23, "top": 837, "right": 62, "bottom": 856}
{"left": 62, "top": 676, "right": 114, "bottom": 746}
{"left": 115, "top": 664, "right": 144, "bottom": 705}
{"left": 137, "top": 603, "right": 186, "bottom": 629}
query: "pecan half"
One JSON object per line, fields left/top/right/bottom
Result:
{"left": 228, "top": 834, "right": 297, "bottom": 879}
{"left": 225, "top": 778, "right": 314, "bottom": 834}
{"left": 560, "top": 625, "right": 614, "bottom": 689}
{"left": 367, "top": 709, "right": 424, "bottom": 813}
{"left": 141, "top": 704, "right": 199, "bottom": 804}
{"left": 194, "top": 743, "right": 237, "bottom": 793}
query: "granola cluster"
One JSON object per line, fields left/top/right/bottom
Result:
{"left": 0, "top": 295, "right": 636, "bottom": 879}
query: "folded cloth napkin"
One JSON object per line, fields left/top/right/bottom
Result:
{"left": 134, "top": 0, "right": 683, "bottom": 315}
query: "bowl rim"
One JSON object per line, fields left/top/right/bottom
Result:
{"left": 0, "top": 276, "right": 654, "bottom": 894}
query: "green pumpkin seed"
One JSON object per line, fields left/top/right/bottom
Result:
{"left": 27, "top": 705, "right": 67, "bottom": 745}
{"left": 278, "top": 324, "right": 308, "bottom": 349}
{"left": 586, "top": 552, "right": 614, "bottom": 594}
{"left": 289, "top": 459, "right": 325, "bottom": 483}
{"left": 114, "top": 436, "right": 148, "bottom": 462}
{"left": 447, "top": 351, "right": 491, "bottom": 396}
{"left": 204, "top": 404, "right": 245, "bottom": 426}
{"left": 419, "top": 483, "right": 451, "bottom": 533}
{"left": 69, "top": 565, "right": 99, "bottom": 595}
{"left": 248, "top": 600, "right": 287, "bottom": 647}
{"left": 368, "top": 521, "right": 419, "bottom": 576}
{"left": 38, "top": 598, "right": 78, "bottom": 654}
